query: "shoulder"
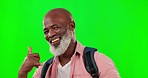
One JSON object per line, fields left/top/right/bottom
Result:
{"left": 94, "top": 51, "right": 120, "bottom": 78}
{"left": 94, "top": 51, "right": 114, "bottom": 65}
{"left": 94, "top": 51, "right": 116, "bottom": 69}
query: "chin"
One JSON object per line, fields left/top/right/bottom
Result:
{"left": 49, "top": 30, "right": 72, "bottom": 56}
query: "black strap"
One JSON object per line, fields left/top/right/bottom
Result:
{"left": 83, "top": 47, "right": 99, "bottom": 78}
{"left": 40, "top": 57, "right": 54, "bottom": 78}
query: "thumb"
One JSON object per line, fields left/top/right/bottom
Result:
{"left": 28, "top": 46, "right": 32, "bottom": 54}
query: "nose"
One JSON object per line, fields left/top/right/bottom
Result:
{"left": 48, "top": 30, "right": 57, "bottom": 38}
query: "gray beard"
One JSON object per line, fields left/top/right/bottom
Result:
{"left": 49, "top": 30, "right": 72, "bottom": 56}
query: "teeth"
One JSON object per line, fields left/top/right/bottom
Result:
{"left": 52, "top": 38, "right": 60, "bottom": 43}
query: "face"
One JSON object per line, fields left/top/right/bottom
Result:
{"left": 43, "top": 17, "right": 73, "bottom": 56}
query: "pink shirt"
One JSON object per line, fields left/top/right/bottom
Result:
{"left": 33, "top": 42, "right": 120, "bottom": 78}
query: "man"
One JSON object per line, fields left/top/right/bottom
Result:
{"left": 18, "top": 8, "right": 120, "bottom": 78}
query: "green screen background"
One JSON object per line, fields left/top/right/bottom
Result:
{"left": 0, "top": 0, "right": 148, "bottom": 78}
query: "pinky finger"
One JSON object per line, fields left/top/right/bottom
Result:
{"left": 34, "top": 63, "right": 42, "bottom": 68}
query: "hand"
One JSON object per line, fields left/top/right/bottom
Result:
{"left": 18, "top": 47, "right": 42, "bottom": 78}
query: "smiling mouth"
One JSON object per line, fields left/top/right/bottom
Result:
{"left": 50, "top": 37, "right": 61, "bottom": 46}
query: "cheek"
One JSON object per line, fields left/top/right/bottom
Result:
{"left": 60, "top": 28, "right": 67, "bottom": 36}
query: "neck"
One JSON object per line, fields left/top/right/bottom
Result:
{"left": 59, "top": 40, "right": 77, "bottom": 66}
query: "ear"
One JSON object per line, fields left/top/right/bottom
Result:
{"left": 69, "top": 21, "right": 75, "bottom": 31}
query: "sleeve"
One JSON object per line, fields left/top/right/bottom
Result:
{"left": 94, "top": 52, "right": 120, "bottom": 78}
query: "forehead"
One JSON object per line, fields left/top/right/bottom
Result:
{"left": 43, "top": 17, "right": 66, "bottom": 28}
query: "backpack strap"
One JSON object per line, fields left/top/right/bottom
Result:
{"left": 83, "top": 47, "right": 99, "bottom": 78}
{"left": 40, "top": 57, "right": 54, "bottom": 78}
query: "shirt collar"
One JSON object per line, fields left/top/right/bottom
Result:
{"left": 74, "top": 41, "right": 85, "bottom": 55}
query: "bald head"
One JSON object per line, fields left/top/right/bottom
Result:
{"left": 44, "top": 8, "right": 73, "bottom": 24}
{"left": 43, "top": 8, "right": 75, "bottom": 32}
